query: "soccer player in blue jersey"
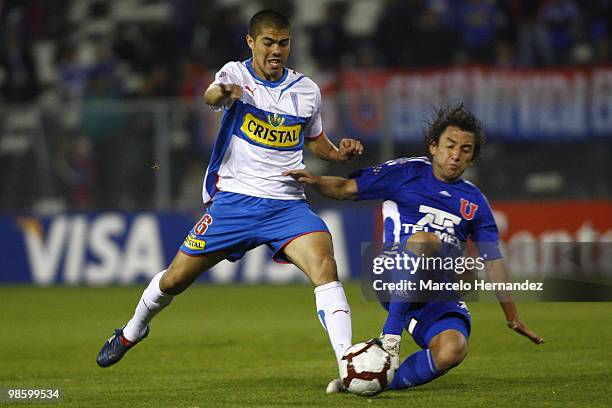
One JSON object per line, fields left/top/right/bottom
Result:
{"left": 96, "top": 10, "right": 363, "bottom": 379}
{"left": 285, "top": 104, "right": 544, "bottom": 392}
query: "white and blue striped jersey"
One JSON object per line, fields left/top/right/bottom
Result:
{"left": 350, "top": 156, "right": 502, "bottom": 260}
{"left": 202, "top": 59, "right": 324, "bottom": 202}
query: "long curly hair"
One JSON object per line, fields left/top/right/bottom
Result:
{"left": 424, "top": 103, "right": 485, "bottom": 160}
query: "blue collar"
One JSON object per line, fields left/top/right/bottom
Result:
{"left": 245, "top": 58, "right": 288, "bottom": 88}
{"left": 428, "top": 164, "right": 463, "bottom": 185}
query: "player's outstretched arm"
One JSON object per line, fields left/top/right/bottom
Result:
{"left": 484, "top": 259, "right": 545, "bottom": 345}
{"left": 305, "top": 135, "right": 363, "bottom": 163}
{"left": 203, "top": 83, "right": 242, "bottom": 108}
{"left": 283, "top": 169, "right": 357, "bottom": 200}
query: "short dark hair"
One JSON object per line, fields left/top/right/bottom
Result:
{"left": 424, "top": 103, "right": 485, "bottom": 160}
{"left": 249, "top": 10, "right": 291, "bottom": 38}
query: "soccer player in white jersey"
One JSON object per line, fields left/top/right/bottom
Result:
{"left": 96, "top": 10, "right": 362, "bottom": 380}
{"left": 285, "top": 104, "right": 543, "bottom": 392}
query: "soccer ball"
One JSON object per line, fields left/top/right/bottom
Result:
{"left": 340, "top": 341, "right": 394, "bottom": 397}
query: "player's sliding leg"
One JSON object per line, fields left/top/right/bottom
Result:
{"left": 380, "top": 248, "right": 421, "bottom": 371}
{"left": 389, "top": 318, "right": 468, "bottom": 389}
{"left": 283, "top": 232, "right": 352, "bottom": 364}
{"left": 381, "top": 300, "right": 410, "bottom": 372}
{"left": 96, "top": 250, "right": 227, "bottom": 367}
{"left": 381, "top": 232, "right": 442, "bottom": 368}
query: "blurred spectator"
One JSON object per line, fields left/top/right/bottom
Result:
{"left": 140, "top": 64, "right": 177, "bottom": 97}
{"left": 510, "top": 0, "right": 554, "bottom": 66}
{"left": 89, "top": 0, "right": 111, "bottom": 19}
{"left": 351, "top": 40, "right": 382, "bottom": 70}
{"left": 112, "top": 23, "right": 151, "bottom": 73}
{"left": 495, "top": 40, "right": 518, "bottom": 67}
{"left": 205, "top": 6, "right": 249, "bottom": 69}
{"left": 170, "top": 0, "right": 200, "bottom": 56}
{"left": 583, "top": 0, "right": 612, "bottom": 64}
{"left": 56, "top": 43, "right": 90, "bottom": 101}
{"left": 35, "top": 0, "right": 71, "bottom": 41}
{"left": 374, "top": 0, "right": 422, "bottom": 67}
{"left": 145, "top": 23, "right": 180, "bottom": 68}
{"left": 55, "top": 132, "right": 94, "bottom": 210}
{"left": 113, "top": 22, "right": 185, "bottom": 97}
{"left": 456, "top": 0, "right": 506, "bottom": 64}
{"left": 80, "top": 45, "right": 128, "bottom": 209}
{"left": 411, "top": 1, "right": 458, "bottom": 67}
{"left": 178, "top": 58, "right": 209, "bottom": 99}
{"left": 540, "top": 0, "right": 580, "bottom": 65}
{"left": 261, "top": 0, "right": 295, "bottom": 20}
{"left": 0, "top": 5, "right": 40, "bottom": 102}
{"left": 309, "top": 2, "right": 349, "bottom": 71}
{"left": 88, "top": 45, "right": 123, "bottom": 97}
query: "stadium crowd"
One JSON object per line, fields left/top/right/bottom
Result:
{"left": 0, "top": 0, "right": 609, "bottom": 212}
{"left": 1, "top": 0, "right": 610, "bottom": 103}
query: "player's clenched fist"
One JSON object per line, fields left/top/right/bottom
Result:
{"left": 204, "top": 83, "right": 242, "bottom": 107}
{"left": 219, "top": 83, "right": 243, "bottom": 101}
{"left": 336, "top": 138, "right": 364, "bottom": 163}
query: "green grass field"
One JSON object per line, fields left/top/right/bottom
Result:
{"left": 1, "top": 283, "right": 610, "bottom": 407}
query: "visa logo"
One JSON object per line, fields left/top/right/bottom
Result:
{"left": 20, "top": 214, "right": 164, "bottom": 285}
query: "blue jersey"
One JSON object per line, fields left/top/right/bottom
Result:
{"left": 350, "top": 156, "right": 502, "bottom": 260}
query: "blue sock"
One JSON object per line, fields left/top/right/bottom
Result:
{"left": 388, "top": 349, "right": 440, "bottom": 389}
{"left": 383, "top": 301, "right": 411, "bottom": 335}
{"left": 382, "top": 249, "right": 419, "bottom": 335}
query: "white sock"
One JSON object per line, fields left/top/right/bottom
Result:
{"left": 123, "top": 270, "right": 173, "bottom": 342}
{"left": 314, "top": 281, "right": 352, "bottom": 364}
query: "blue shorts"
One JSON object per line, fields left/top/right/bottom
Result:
{"left": 180, "top": 191, "right": 329, "bottom": 262}
{"left": 423, "top": 316, "right": 470, "bottom": 346}
{"left": 381, "top": 301, "right": 471, "bottom": 349}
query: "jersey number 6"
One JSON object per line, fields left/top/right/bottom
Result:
{"left": 195, "top": 214, "right": 214, "bottom": 235}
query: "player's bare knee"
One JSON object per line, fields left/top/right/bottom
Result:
{"left": 159, "top": 268, "right": 188, "bottom": 295}
{"left": 309, "top": 253, "right": 338, "bottom": 286}
{"left": 406, "top": 232, "right": 440, "bottom": 257}
{"left": 431, "top": 335, "right": 468, "bottom": 372}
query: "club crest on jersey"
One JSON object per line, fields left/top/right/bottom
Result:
{"left": 459, "top": 198, "right": 479, "bottom": 220}
{"left": 241, "top": 112, "right": 301, "bottom": 148}
{"left": 267, "top": 112, "right": 285, "bottom": 127}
